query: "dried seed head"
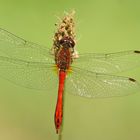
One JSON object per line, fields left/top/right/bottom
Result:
{"left": 53, "top": 11, "right": 76, "bottom": 50}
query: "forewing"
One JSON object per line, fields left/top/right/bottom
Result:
{"left": 72, "top": 50, "right": 140, "bottom": 74}
{"left": 0, "top": 56, "right": 58, "bottom": 90}
{"left": 0, "top": 28, "right": 53, "bottom": 63}
{"left": 65, "top": 67, "right": 140, "bottom": 98}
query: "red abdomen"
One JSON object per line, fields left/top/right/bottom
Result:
{"left": 54, "top": 70, "right": 66, "bottom": 134}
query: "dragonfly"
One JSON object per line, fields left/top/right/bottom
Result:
{"left": 0, "top": 12, "right": 140, "bottom": 134}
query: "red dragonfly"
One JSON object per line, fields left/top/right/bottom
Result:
{"left": 0, "top": 12, "right": 140, "bottom": 134}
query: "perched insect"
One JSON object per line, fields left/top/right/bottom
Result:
{"left": 0, "top": 11, "right": 140, "bottom": 134}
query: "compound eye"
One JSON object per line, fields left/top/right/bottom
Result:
{"left": 59, "top": 37, "right": 75, "bottom": 48}
{"left": 59, "top": 39, "right": 65, "bottom": 44}
{"left": 69, "top": 40, "right": 75, "bottom": 48}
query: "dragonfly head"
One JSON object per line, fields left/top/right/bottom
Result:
{"left": 59, "top": 37, "right": 75, "bottom": 48}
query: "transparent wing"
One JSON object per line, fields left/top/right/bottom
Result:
{"left": 65, "top": 67, "right": 140, "bottom": 98}
{"left": 0, "top": 56, "right": 58, "bottom": 90}
{"left": 72, "top": 50, "right": 140, "bottom": 74}
{"left": 0, "top": 28, "right": 53, "bottom": 63}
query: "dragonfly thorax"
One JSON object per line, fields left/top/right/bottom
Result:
{"left": 54, "top": 37, "right": 75, "bottom": 71}
{"left": 55, "top": 46, "right": 72, "bottom": 71}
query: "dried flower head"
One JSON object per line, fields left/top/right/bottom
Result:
{"left": 53, "top": 11, "right": 76, "bottom": 51}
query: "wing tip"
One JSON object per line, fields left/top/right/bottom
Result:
{"left": 134, "top": 50, "right": 140, "bottom": 54}
{"left": 129, "top": 77, "right": 136, "bottom": 82}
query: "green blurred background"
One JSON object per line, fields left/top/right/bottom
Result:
{"left": 0, "top": 0, "right": 140, "bottom": 140}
